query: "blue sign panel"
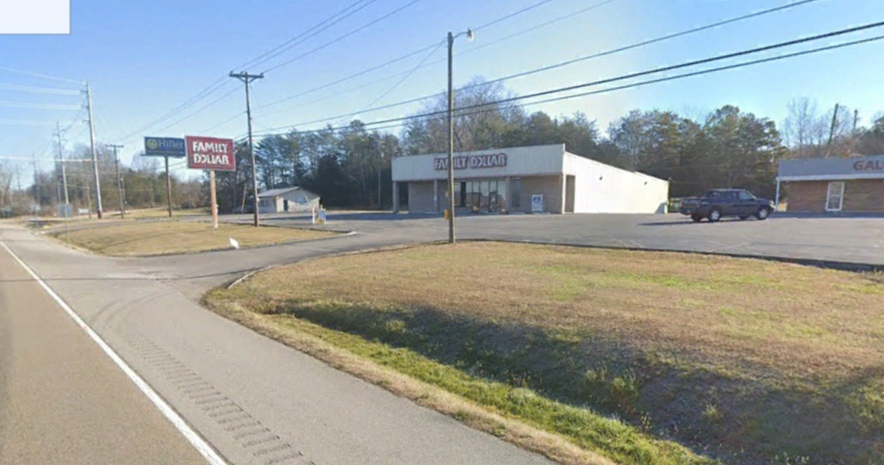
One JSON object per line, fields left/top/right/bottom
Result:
{"left": 144, "top": 137, "right": 186, "bottom": 158}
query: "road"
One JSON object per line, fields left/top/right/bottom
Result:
{"left": 0, "top": 223, "right": 554, "bottom": 465}
{"left": 0, "top": 241, "right": 208, "bottom": 465}
{"left": 129, "top": 212, "right": 884, "bottom": 299}
{"left": 4, "top": 211, "right": 883, "bottom": 464}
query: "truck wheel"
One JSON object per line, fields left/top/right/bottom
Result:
{"left": 756, "top": 207, "right": 771, "bottom": 220}
{"left": 708, "top": 208, "right": 722, "bottom": 223}
{"left": 691, "top": 214, "right": 702, "bottom": 223}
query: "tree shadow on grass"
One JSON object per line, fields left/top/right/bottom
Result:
{"left": 279, "top": 300, "right": 882, "bottom": 465}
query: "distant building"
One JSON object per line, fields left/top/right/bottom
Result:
{"left": 391, "top": 144, "right": 669, "bottom": 214}
{"left": 777, "top": 155, "right": 884, "bottom": 213}
{"left": 257, "top": 187, "right": 320, "bottom": 214}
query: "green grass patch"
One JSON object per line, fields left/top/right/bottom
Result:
{"left": 206, "top": 243, "right": 884, "bottom": 465}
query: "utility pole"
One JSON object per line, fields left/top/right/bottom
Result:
{"left": 229, "top": 71, "right": 264, "bottom": 227}
{"left": 445, "top": 29, "right": 474, "bottom": 244}
{"left": 825, "top": 103, "right": 840, "bottom": 158}
{"left": 56, "top": 122, "right": 70, "bottom": 208}
{"left": 85, "top": 82, "right": 103, "bottom": 218}
{"left": 108, "top": 143, "right": 126, "bottom": 218}
{"left": 31, "top": 153, "right": 38, "bottom": 212}
{"left": 376, "top": 136, "right": 383, "bottom": 209}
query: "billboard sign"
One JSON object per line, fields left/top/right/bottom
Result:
{"left": 185, "top": 136, "right": 236, "bottom": 171}
{"left": 144, "top": 137, "right": 186, "bottom": 158}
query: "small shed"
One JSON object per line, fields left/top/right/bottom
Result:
{"left": 257, "top": 187, "right": 320, "bottom": 214}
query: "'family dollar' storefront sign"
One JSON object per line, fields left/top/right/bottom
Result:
{"left": 185, "top": 136, "right": 236, "bottom": 172}
{"left": 434, "top": 153, "right": 508, "bottom": 171}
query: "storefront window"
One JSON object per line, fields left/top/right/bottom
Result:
{"left": 511, "top": 179, "right": 521, "bottom": 208}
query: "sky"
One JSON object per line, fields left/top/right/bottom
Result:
{"left": 0, "top": 0, "right": 882, "bottom": 183}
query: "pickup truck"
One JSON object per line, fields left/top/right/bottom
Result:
{"left": 679, "top": 189, "right": 775, "bottom": 223}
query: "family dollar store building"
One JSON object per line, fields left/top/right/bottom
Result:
{"left": 391, "top": 144, "right": 670, "bottom": 214}
{"left": 777, "top": 154, "right": 884, "bottom": 213}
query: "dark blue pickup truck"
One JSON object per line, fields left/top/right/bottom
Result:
{"left": 679, "top": 189, "right": 775, "bottom": 223}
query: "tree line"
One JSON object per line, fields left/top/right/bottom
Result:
{"left": 5, "top": 79, "right": 884, "bottom": 216}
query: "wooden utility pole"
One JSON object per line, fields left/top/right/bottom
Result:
{"left": 107, "top": 144, "right": 125, "bottom": 218}
{"left": 56, "top": 122, "right": 69, "bottom": 207}
{"left": 825, "top": 103, "right": 840, "bottom": 158}
{"left": 230, "top": 71, "right": 264, "bottom": 227}
{"left": 164, "top": 155, "right": 173, "bottom": 218}
{"left": 84, "top": 83, "right": 103, "bottom": 218}
{"left": 210, "top": 170, "right": 218, "bottom": 228}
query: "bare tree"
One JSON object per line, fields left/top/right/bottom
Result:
{"left": 0, "top": 161, "right": 12, "bottom": 208}
{"left": 783, "top": 98, "right": 855, "bottom": 158}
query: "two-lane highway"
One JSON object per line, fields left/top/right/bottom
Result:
{"left": 0, "top": 222, "right": 554, "bottom": 465}
{"left": 0, "top": 243, "right": 209, "bottom": 465}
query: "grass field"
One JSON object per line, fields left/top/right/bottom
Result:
{"left": 206, "top": 242, "right": 884, "bottom": 465}
{"left": 52, "top": 221, "right": 335, "bottom": 256}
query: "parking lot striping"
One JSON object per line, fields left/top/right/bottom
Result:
{"left": 0, "top": 241, "right": 228, "bottom": 465}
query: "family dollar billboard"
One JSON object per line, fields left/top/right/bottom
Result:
{"left": 185, "top": 136, "right": 236, "bottom": 171}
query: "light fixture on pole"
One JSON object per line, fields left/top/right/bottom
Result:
{"left": 446, "top": 28, "right": 474, "bottom": 244}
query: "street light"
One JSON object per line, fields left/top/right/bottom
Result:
{"left": 447, "top": 28, "right": 474, "bottom": 244}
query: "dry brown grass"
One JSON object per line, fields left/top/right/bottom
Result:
{"left": 53, "top": 221, "right": 335, "bottom": 256}
{"left": 122, "top": 207, "right": 209, "bottom": 219}
{"left": 208, "top": 243, "right": 884, "bottom": 464}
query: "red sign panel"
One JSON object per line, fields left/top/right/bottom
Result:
{"left": 185, "top": 136, "right": 236, "bottom": 172}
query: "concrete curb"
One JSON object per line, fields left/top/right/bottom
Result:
{"left": 223, "top": 238, "right": 882, "bottom": 293}
{"left": 223, "top": 241, "right": 442, "bottom": 290}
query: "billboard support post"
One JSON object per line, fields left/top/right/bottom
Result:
{"left": 143, "top": 137, "right": 186, "bottom": 219}
{"left": 184, "top": 135, "right": 236, "bottom": 229}
{"left": 165, "top": 155, "right": 173, "bottom": 218}
{"left": 209, "top": 170, "right": 218, "bottom": 229}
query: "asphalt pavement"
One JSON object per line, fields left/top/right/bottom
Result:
{"left": 0, "top": 223, "right": 554, "bottom": 465}
{"left": 2, "top": 211, "right": 882, "bottom": 465}
{"left": 142, "top": 211, "right": 884, "bottom": 299}
{"left": 0, "top": 242, "right": 208, "bottom": 465}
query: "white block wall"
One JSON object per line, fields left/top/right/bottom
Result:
{"left": 563, "top": 153, "right": 669, "bottom": 214}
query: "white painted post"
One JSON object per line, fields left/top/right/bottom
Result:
{"left": 775, "top": 179, "right": 781, "bottom": 211}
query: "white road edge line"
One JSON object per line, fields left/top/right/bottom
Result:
{"left": 0, "top": 241, "right": 227, "bottom": 465}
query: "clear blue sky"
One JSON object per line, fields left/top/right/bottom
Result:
{"left": 1, "top": 0, "right": 882, "bottom": 181}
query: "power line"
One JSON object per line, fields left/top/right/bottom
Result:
{"left": 351, "top": 40, "right": 446, "bottom": 119}
{"left": 240, "top": 0, "right": 378, "bottom": 71}
{"left": 0, "top": 100, "right": 80, "bottom": 110}
{"left": 256, "top": 43, "right": 440, "bottom": 113}
{"left": 0, "top": 82, "right": 81, "bottom": 95}
{"left": 197, "top": 111, "right": 246, "bottom": 135}
{"left": 262, "top": 0, "right": 426, "bottom": 74}
{"left": 473, "top": 0, "right": 560, "bottom": 31}
{"left": 477, "top": 0, "right": 825, "bottom": 88}
{"left": 114, "top": 1, "right": 397, "bottom": 144}
{"left": 0, "top": 66, "right": 83, "bottom": 85}
{"left": 0, "top": 119, "right": 57, "bottom": 126}
{"left": 250, "top": 25, "right": 884, "bottom": 138}
{"left": 116, "top": 78, "right": 234, "bottom": 143}
{"left": 261, "top": 0, "right": 823, "bottom": 128}
{"left": 255, "top": 0, "right": 618, "bottom": 113}
{"left": 120, "top": 87, "right": 240, "bottom": 146}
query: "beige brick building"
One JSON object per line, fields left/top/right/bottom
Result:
{"left": 777, "top": 155, "right": 884, "bottom": 213}
{"left": 391, "top": 144, "right": 669, "bottom": 215}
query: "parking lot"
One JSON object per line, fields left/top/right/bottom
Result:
{"left": 247, "top": 211, "right": 884, "bottom": 269}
